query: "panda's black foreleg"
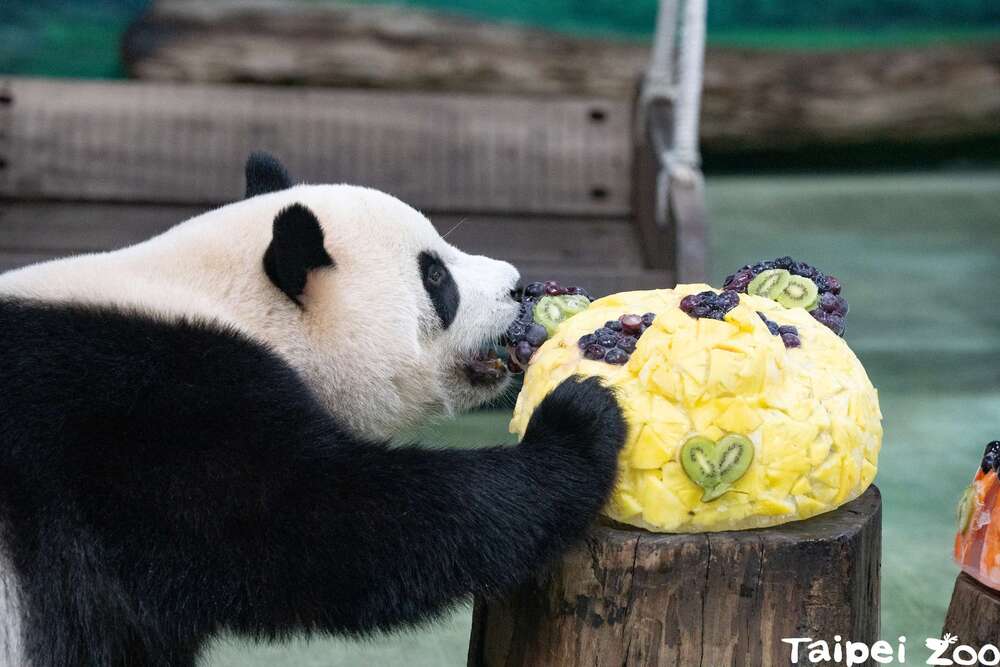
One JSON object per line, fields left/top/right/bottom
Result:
{"left": 222, "top": 375, "right": 627, "bottom": 639}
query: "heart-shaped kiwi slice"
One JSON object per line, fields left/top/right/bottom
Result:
{"left": 680, "top": 434, "right": 755, "bottom": 502}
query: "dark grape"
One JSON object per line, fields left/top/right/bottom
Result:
{"left": 982, "top": 441, "right": 1000, "bottom": 474}
{"left": 781, "top": 332, "right": 801, "bottom": 348}
{"left": 619, "top": 314, "right": 643, "bottom": 334}
{"left": 514, "top": 341, "right": 534, "bottom": 365}
{"left": 811, "top": 310, "right": 846, "bottom": 336}
{"left": 523, "top": 282, "right": 546, "bottom": 298}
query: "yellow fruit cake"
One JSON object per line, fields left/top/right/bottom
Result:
{"left": 509, "top": 284, "right": 882, "bottom": 532}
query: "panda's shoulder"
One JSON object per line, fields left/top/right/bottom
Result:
{"left": 0, "top": 297, "right": 323, "bottom": 420}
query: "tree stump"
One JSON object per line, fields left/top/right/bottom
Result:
{"left": 468, "top": 486, "right": 881, "bottom": 666}
{"left": 943, "top": 573, "right": 1000, "bottom": 648}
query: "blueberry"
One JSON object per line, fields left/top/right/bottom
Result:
{"left": 792, "top": 262, "right": 817, "bottom": 279}
{"left": 523, "top": 282, "right": 546, "bottom": 298}
{"left": 604, "top": 348, "right": 629, "bottom": 365}
{"left": 584, "top": 343, "right": 607, "bottom": 360}
{"left": 506, "top": 321, "right": 527, "bottom": 341}
{"left": 605, "top": 320, "right": 623, "bottom": 332}
{"left": 766, "top": 321, "right": 780, "bottom": 336}
{"left": 825, "top": 276, "right": 842, "bottom": 295}
{"left": 718, "top": 291, "right": 740, "bottom": 308}
{"left": 617, "top": 335, "right": 637, "bottom": 353}
{"left": 679, "top": 295, "right": 698, "bottom": 312}
{"left": 641, "top": 312, "right": 656, "bottom": 327}
{"left": 577, "top": 333, "right": 596, "bottom": 349}
{"left": 777, "top": 325, "right": 798, "bottom": 336}
{"left": 525, "top": 324, "right": 548, "bottom": 347}
{"left": 692, "top": 305, "right": 712, "bottom": 318}
{"left": 781, "top": 332, "right": 801, "bottom": 348}
{"left": 595, "top": 328, "right": 618, "bottom": 347}
{"left": 774, "top": 256, "right": 794, "bottom": 269}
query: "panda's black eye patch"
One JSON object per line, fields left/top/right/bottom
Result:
{"left": 419, "top": 251, "right": 459, "bottom": 329}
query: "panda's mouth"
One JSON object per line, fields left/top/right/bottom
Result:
{"left": 462, "top": 341, "right": 508, "bottom": 386}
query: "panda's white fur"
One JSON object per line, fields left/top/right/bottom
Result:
{"left": 0, "top": 184, "right": 520, "bottom": 439}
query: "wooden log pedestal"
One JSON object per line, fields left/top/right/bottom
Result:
{"left": 943, "top": 573, "right": 1000, "bottom": 649}
{"left": 469, "top": 486, "right": 881, "bottom": 667}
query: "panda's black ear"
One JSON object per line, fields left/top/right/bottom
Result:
{"left": 245, "top": 151, "right": 292, "bottom": 198}
{"left": 263, "top": 204, "right": 334, "bottom": 304}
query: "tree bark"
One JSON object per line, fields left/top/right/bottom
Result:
{"left": 122, "top": 1, "right": 1000, "bottom": 151}
{"left": 943, "top": 572, "right": 1000, "bottom": 650}
{"left": 468, "top": 486, "right": 881, "bottom": 667}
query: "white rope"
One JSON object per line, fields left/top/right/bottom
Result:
{"left": 642, "top": 0, "right": 707, "bottom": 169}
{"left": 672, "top": 0, "right": 707, "bottom": 168}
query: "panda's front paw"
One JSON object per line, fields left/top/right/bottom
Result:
{"left": 521, "top": 376, "right": 627, "bottom": 473}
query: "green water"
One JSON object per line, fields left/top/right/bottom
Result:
{"left": 203, "top": 170, "right": 1000, "bottom": 665}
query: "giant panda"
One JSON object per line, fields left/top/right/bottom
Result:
{"left": 0, "top": 153, "right": 626, "bottom": 667}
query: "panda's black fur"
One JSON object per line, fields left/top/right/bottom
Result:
{"left": 0, "top": 155, "right": 627, "bottom": 666}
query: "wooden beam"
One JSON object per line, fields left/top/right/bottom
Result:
{"left": 122, "top": 0, "right": 1000, "bottom": 151}
{"left": 0, "top": 78, "right": 631, "bottom": 216}
{"left": 0, "top": 201, "right": 668, "bottom": 296}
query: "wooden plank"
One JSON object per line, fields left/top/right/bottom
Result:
{"left": 0, "top": 201, "right": 639, "bottom": 263}
{"left": 124, "top": 1, "right": 1000, "bottom": 150}
{"left": 0, "top": 201, "right": 664, "bottom": 295}
{"left": 0, "top": 78, "right": 632, "bottom": 216}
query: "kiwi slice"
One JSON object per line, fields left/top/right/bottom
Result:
{"left": 680, "top": 434, "right": 755, "bottom": 502}
{"left": 957, "top": 484, "right": 976, "bottom": 533}
{"left": 775, "top": 275, "right": 820, "bottom": 310}
{"left": 747, "top": 269, "right": 791, "bottom": 299}
{"left": 533, "top": 295, "right": 591, "bottom": 336}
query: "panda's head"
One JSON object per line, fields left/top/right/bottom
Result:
{"left": 241, "top": 153, "right": 521, "bottom": 439}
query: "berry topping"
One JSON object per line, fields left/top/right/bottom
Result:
{"left": 679, "top": 291, "right": 740, "bottom": 321}
{"left": 604, "top": 348, "right": 629, "bottom": 365}
{"left": 982, "top": 441, "right": 1000, "bottom": 474}
{"left": 757, "top": 312, "right": 802, "bottom": 349}
{"left": 724, "top": 257, "right": 848, "bottom": 337}
{"left": 619, "top": 314, "right": 643, "bottom": 334}
{"left": 576, "top": 313, "right": 653, "bottom": 365}
{"left": 505, "top": 280, "right": 592, "bottom": 372}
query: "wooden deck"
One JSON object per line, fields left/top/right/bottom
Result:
{"left": 0, "top": 77, "right": 682, "bottom": 295}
